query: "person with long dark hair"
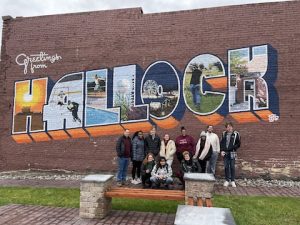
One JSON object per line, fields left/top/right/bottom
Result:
{"left": 131, "top": 130, "right": 145, "bottom": 185}
{"left": 150, "top": 156, "right": 173, "bottom": 189}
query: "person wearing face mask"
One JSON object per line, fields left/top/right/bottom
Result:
{"left": 175, "top": 126, "right": 195, "bottom": 163}
{"left": 144, "top": 127, "right": 161, "bottom": 158}
{"left": 159, "top": 133, "right": 176, "bottom": 167}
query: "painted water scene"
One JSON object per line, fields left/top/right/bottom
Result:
{"left": 85, "top": 70, "right": 119, "bottom": 126}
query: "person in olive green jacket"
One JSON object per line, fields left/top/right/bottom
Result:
{"left": 141, "top": 153, "right": 155, "bottom": 188}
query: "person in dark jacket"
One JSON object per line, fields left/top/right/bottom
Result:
{"left": 141, "top": 153, "right": 156, "bottom": 188}
{"left": 131, "top": 130, "right": 145, "bottom": 185}
{"left": 220, "top": 122, "right": 241, "bottom": 188}
{"left": 116, "top": 129, "right": 132, "bottom": 186}
{"left": 189, "top": 64, "right": 204, "bottom": 109}
{"left": 144, "top": 127, "right": 161, "bottom": 158}
{"left": 67, "top": 100, "right": 81, "bottom": 123}
{"left": 194, "top": 131, "right": 213, "bottom": 173}
{"left": 175, "top": 126, "right": 195, "bottom": 162}
{"left": 178, "top": 151, "right": 201, "bottom": 186}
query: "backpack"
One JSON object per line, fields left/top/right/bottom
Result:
{"left": 155, "top": 164, "right": 169, "bottom": 174}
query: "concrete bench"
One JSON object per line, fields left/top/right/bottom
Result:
{"left": 79, "top": 173, "right": 216, "bottom": 219}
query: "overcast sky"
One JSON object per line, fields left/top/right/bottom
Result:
{"left": 0, "top": 0, "right": 291, "bottom": 48}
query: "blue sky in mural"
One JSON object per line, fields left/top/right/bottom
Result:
{"left": 143, "top": 62, "right": 178, "bottom": 92}
{"left": 253, "top": 46, "right": 267, "bottom": 55}
{"left": 86, "top": 70, "right": 106, "bottom": 83}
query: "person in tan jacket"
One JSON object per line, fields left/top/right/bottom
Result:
{"left": 159, "top": 134, "right": 176, "bottom": 167}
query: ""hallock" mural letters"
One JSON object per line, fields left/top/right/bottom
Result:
{"left": 12, "top": 44, "right": 279, "bottom": 143}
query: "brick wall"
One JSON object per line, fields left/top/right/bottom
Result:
{"left": 0, "top": 1, "right": 300, "bottom": 179}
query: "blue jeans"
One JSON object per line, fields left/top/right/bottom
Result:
{"left": 207, "top": 151, "right": 219, "bottom": 175}
{"left": 190, "top": 84, "right": 201, "bottom": 106}
{"left": 117, "top": 157, "right": 129, "bottom": 182}
{"left": 224, "top": 154, "right": 235, "bottom": 182}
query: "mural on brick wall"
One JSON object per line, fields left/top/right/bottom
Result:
{"left": 183, "top": 54, "right": 226, "bottom": 115}
{"left": 11, "top": 44, "right": 279, "bottom": 143}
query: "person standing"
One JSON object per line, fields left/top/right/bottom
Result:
{"left": 116, "top": 129, "right": 132, "bottom": 186}
{"left": 144, "top": 127, "right": 161, "bottom": 158}
{"left": 220, "top": 122, "right": 241, "bottom": 188}
{"left": 189, "top": 64, "right": 204, "bottom": 109}
{"left": 175, "top": 126, "right": 195, "bottom": 162}
{"left": 206, "top": 125, "right": 220, "bottom": 175}
{"left": 159, "top": 134, "right": 176, "bottom": 167}
{"left": 131, "top": 131, "right": 145, "bottom": 185}
{"left": 194, "top": 131, "right": 213, "bottom": 173}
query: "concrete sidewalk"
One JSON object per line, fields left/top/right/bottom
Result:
{"left": 0, "top": 204, "right": 175, "bottom": 225}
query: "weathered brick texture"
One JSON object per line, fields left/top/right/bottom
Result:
{"left": 0, "top": 1, "right": 299, "bottom": 179}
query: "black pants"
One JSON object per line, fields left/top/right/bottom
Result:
{"left": 176, "top": 152, "right": 184, "bottom": 163}
{"left": 132, "top": 160, "right": 142, "bottom": 179}
{"left": 199, "top": 160, "right": 207, "bottom": 173}
{"left": 141, "top": 173, "right": 151, "bottom": 186}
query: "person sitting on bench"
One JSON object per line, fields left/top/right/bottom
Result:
{"left": 141, "top": 153, "right": 155, "bottom": 188}
{"left": 150, "top": 156, "right": 173, "bottom": 189}
{"left": 178, "top": 151, "right": 201, "bottom": 187}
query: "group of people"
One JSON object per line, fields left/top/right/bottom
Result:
{"left": 115, "top": 122, "right": 241, "bottom": 189}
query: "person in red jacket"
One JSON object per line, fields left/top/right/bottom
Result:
{"left": 175, "top": 126, "right": 195, "bottom": 162}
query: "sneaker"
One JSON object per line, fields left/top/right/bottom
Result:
{"left": 131, "top": 179, "right": 137, "bottom": 184}
{"left": 117, "top": 182, "right": 122, "bottom": 187}
{"left": 223, "top": 181, "right": 229, "bottom": 187}
{"left": 136, "top": 178, "right": 142, "bottom": 184}
{"left": 231, "top": 181, "right": 236, "bottom": 187}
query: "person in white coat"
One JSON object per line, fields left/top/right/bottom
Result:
{"left": 150, "top": 156, "right": 173, "bottom": 189}
{"left": 194, "top": 131, "right": 213, "bottom": 173}
{"left": 159, "top": 134, "right": 176, "bottom": 167}
{"left": 206, "top": 125, "right": 220, "bottom": 175}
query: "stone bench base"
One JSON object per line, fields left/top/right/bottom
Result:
{"left": 80, "top": 174, "right": 113, "bottom": 219}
